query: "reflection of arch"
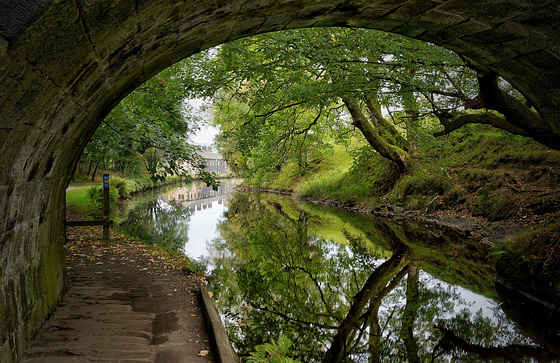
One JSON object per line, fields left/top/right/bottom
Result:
{"left": 1, "top": 2, "right": 560, "bottom": 360}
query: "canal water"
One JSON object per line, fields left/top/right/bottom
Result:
{"left": 114, "top": 179, "right": 559, "bottom": 362}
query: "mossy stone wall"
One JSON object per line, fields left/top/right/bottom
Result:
{"left": 0, "top": 178, "right": 66, "bottom": 362}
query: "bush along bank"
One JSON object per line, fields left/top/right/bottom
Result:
{"left": 66, "top": 174, "right": 189, "bottom": 217}
{"left": 240, "top": 125, "right": 560, "bottom": 308}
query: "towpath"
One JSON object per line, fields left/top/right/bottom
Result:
{"left": 65, "top": 182, "right": 97, "bottom": 192}
{"left": 22, "top": 222, "right": 215, "bottom": 363}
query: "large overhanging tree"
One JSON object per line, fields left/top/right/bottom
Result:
{"left": 181, "top": 27, "right": 556, "bottom": 182}
{"left": 184, "top": 28, "right": 465, "bottom": 177}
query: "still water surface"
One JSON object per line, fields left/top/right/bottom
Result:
{"left": 115, "top": 180, "right": 559, "bottom": 362}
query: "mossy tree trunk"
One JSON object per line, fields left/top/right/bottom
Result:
{"left": 342, "top": 95, "right": 411, "bottom": 177}
{"left": 435, "top": 58, "right": 560, "bottom": 150}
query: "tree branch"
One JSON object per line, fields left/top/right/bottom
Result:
{"left": 284, "top": 265, "right": 332, "bottom": 314}
{"left": 432, "top": 325, "right": 557, "bottom": 363}
{"left": 433, "top": 112, "right": 529, "bottom": 138}
{"left": 323, "top": 244, "right": 411, "bottom": 363}
{"left": 462, "top": 57, "right": 560, "bottom": 149}
{"left": 253, "top": 101, "right": 306, "bottom": 118}
{"left": 249, "top": 301, "right": 339, "bottom": 330}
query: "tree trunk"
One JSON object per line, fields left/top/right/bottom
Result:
{"left": 364, "top": 94, "right": 409, "bottom": 151}
{"left": 434, "top": 112, "right": 529, "bottom": 137}
{"left": 323, "top": 244, "right": 411, "bottom": 363}
{"left": 401, "top": 89, "right": 419, "bottom": 154}
{"left": 367, "top": 303, "right": 382, "bottom": 362}
{"left": 401, "top": 262, "right": 420, "bottom": 363}
{"left": 91, "top": 162, "right": 99, "bottom": 181}
{"left": 458, "top": 58, "right": 560, "bottom": 150}
{"left": 86, "top": 160, "right": 93, "bottom": 176}
{"left": 366, "top": 266, "right": 407, "bottom": 362}
{"left": 342, "top": 96, "right": 411, "bottom": 176}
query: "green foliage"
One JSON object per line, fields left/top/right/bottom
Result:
{"left": 180, "top": 27, "right": 476, "bottom": 184}
{"left": 79, "top": 61, "right": 215, "bottom": 186}
{"left": 247, "top": 336, "right": 302, "bottom": 363}
{"left": 175, "top": 28, "right": 559, "bottom": 226}
{"left": 110, "top": 176, "right": 135, "bottom": 197}
{"left": 87, "top": 185, "right": 118, "bottom": 215}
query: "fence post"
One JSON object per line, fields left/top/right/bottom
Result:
{"left": 103, "top": 173, "right": 111, "bottom": 239}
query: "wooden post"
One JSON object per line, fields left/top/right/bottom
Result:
{"left": 103, "top": 173, "right": 111, "bottom": 239}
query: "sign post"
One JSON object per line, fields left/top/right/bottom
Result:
{"left": 64, "top": 174, "right": 113, "bottom": 238}
{"left": 103, "top": 174, "right": 111, "bottom": 239}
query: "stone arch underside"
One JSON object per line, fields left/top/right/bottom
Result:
{"left": 1, "top": 0, "right": 560, "bottom": 361}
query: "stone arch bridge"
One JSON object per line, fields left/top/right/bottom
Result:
{"left": 1, "top": 0, "right": 559, "bottom": 361}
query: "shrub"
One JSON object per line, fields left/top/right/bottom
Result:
{"left": 111, "top": 176, "right": 134, "bottom": 198}
{"left": 87, "top": 185, "right": 118, "bottom": 216}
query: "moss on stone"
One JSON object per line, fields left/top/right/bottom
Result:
{"left": 40, "top": 238, "right": 65, "bottom": 317}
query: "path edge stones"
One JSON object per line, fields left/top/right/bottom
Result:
{"left": 200, "top": 285, "right": 240, "bottom": 363}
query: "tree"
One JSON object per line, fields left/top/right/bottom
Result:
{"left": 181, "top": 28, "right": 478, "bottom": 180}
{"left": 79, "top": 62, "right": 218, "bottom": 186}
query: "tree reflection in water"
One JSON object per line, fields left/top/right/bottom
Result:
{"left": 115, "top": 189, "right": 192, "bottom": 252}
{"left": 206, "top": 192, "right": 559, "bottom": 362}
